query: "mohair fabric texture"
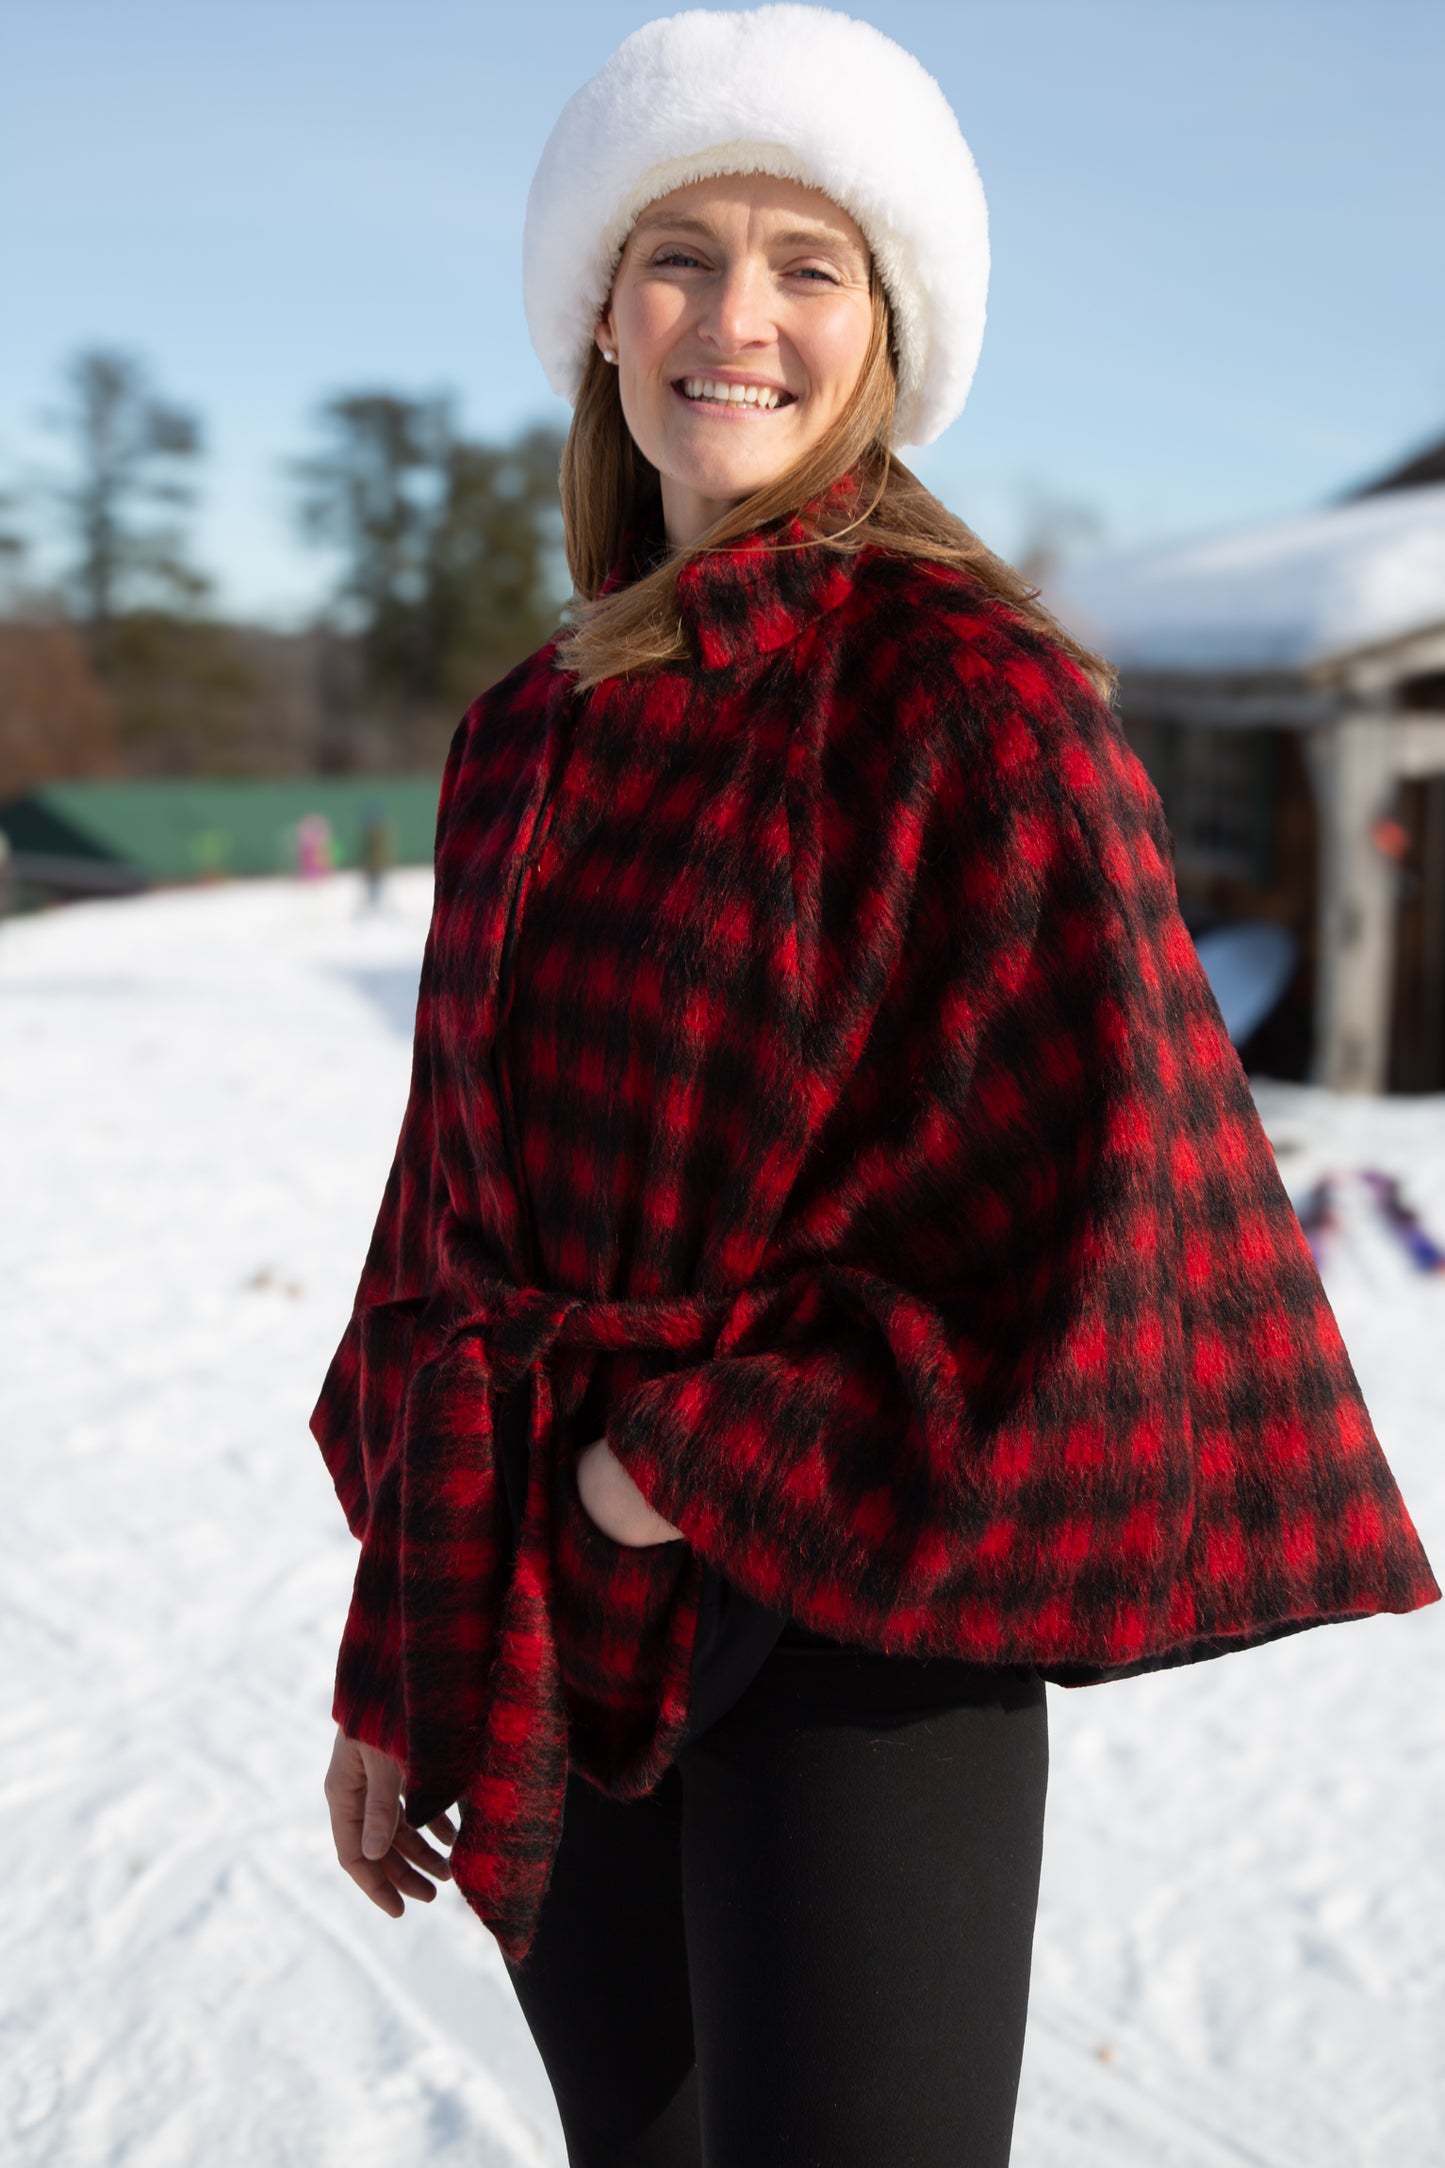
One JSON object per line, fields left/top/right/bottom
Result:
{"left": 521, "top": 3, "right": 990, "bottom": 447}
{"left": 310, "top": 474, "right": 1441, "bottom": 1964}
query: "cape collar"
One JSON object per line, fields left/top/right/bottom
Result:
{"left": 602, "top": 467, "right": 867, "bottom": 673}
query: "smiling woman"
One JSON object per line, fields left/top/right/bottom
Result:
{"left": 594, "top": 176, "right": 876, "bottom": 553}
{"left": 310, "top": 8, "right": 1439, "bottom": 2166}
{"left": 542, "top": 105, "right": 1115, "bottom": 699}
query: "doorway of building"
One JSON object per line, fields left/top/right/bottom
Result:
{"left": 1387, "top": 772, "right": 1445, "bottom": 1092}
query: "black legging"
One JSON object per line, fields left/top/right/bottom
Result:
{"left": 503, "top": 1636, "right": 1050, "bottom": 2167}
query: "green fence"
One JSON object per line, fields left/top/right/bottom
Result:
{"left": 0, "top": 775, "right": 443, "bottom": 885}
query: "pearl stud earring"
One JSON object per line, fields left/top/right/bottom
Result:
{"left": 602, "top": 347, "right": 617, "bottom": 363}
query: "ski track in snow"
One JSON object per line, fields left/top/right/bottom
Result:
{"left": 2, "top": 871, "right": 1441, "bottom": 2167}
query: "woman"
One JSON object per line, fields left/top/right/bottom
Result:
{"left": 312, "top": 11, "right": 1440, "bottom": 2166}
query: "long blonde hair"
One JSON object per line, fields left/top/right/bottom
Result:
{"left": 556, "top": 263, "right": 1118, "bottom": 705}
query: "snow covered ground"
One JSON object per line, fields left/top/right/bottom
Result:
{"left": 2, "top": 869, "right": 1441, "bottom": 2167}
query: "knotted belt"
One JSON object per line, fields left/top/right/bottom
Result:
{"left": 391, "top": 1270, "right": 744, "bottom": 1961}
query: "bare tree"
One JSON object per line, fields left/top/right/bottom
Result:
{"left": 289, "top": 393, "right": 567, "bottom": 765}
{"left": 290, "top": 390, "right": 453, "bottom": 707}
{"left": 0, "top": 496, "right": 23, "bottom": 612}
{"left": 419, "top": 421, "right": 568, "bottom": 709}
{"left": 45, "top": 348, "right": 207, "bottom": 658}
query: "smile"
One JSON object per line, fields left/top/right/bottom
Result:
{"left": 672, "top": 377, "right": 795, "bottom": 411}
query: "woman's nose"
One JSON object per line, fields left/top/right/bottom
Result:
{"left": 694, "top": 257, "right": 777, "bottom": 352}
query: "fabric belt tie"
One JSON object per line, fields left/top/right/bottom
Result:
{"left": 393, "top": 1271, "right": 740, "bottom": 1959}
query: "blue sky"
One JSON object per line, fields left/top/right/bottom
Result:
{"left": 3, "top": 0, "right": 1442, "bottom": 624}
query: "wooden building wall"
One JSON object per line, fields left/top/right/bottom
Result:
{"left": 1120, "top": 715, "right": 1319, "bottom": 1079}
{"left": 1387, "top": 773, "right": 1445, "bottom": 1091}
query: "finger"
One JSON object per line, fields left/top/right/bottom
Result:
{"left": 618, "top": 1518, "right": 687, "bottom": 1547}
{"left": 393, "top": 1822, "right": 453, "bottom": 1879}
{"left": 361, "top": 1771, "right": 401, "bottom": 1863}
{"left": 427, "top": 1810, "right": 459, "bottom": 1845}
{"left": 336, "top": 1842, "right": 406, "bottom": 1917}
{"left": 395, "top": 1823, "right": 452, "bottom": 1876}
{"left": 381, "top": 1849, "right": 439, "bottom": 1903}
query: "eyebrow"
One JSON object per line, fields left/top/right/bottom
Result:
{"left": 630, "top": 208, "right": 868, "bottom": 268}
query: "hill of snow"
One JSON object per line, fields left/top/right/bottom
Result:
{"left": 2, "top": 871, "right": 1441, "bottom": 2166}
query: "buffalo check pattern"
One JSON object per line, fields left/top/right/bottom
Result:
{"left": 310, "top": 472, "right": 1441, "bottom": 1962}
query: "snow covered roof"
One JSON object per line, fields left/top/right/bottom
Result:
{"left": 1044, "top": 480, "right": 1445, "bottom": 676}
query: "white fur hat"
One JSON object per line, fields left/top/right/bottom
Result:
{"left": 522, "top": 4, "right": 989, "bottom": 448}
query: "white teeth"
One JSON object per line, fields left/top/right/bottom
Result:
{"left": 681, "top": 377, "right": 785, "bottom": 409}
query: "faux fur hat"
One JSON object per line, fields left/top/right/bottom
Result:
{"left": 522, "top": 5, "right": 989, "bottom": 448}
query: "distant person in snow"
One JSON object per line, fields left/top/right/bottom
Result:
{"left": 358, "top": 801, "right": 393, "bottom": 910}
{"left": 293, "top": 812, "right": 334, "bottom": 882}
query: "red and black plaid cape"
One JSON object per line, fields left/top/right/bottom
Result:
{"left": 310, "top": 477, "right": 1440, "bottom": 1963}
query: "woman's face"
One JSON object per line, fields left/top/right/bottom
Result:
{"left": 596, "top": 171, "right": 875, "bottom": 551}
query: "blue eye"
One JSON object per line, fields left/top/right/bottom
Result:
{"left": 651, "top": 250, "right": 838, "bottom": 283}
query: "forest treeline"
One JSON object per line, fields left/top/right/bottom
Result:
{"left": 0, "top": 347, "right": 570, "bottom": 793}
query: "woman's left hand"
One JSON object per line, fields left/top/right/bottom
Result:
{"left": 575, "top": 1436, "right": 685, "bottom": 1546}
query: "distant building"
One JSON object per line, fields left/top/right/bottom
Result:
{"left": 1047, "top": 445, "right": 1445, "bottom": 1094}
